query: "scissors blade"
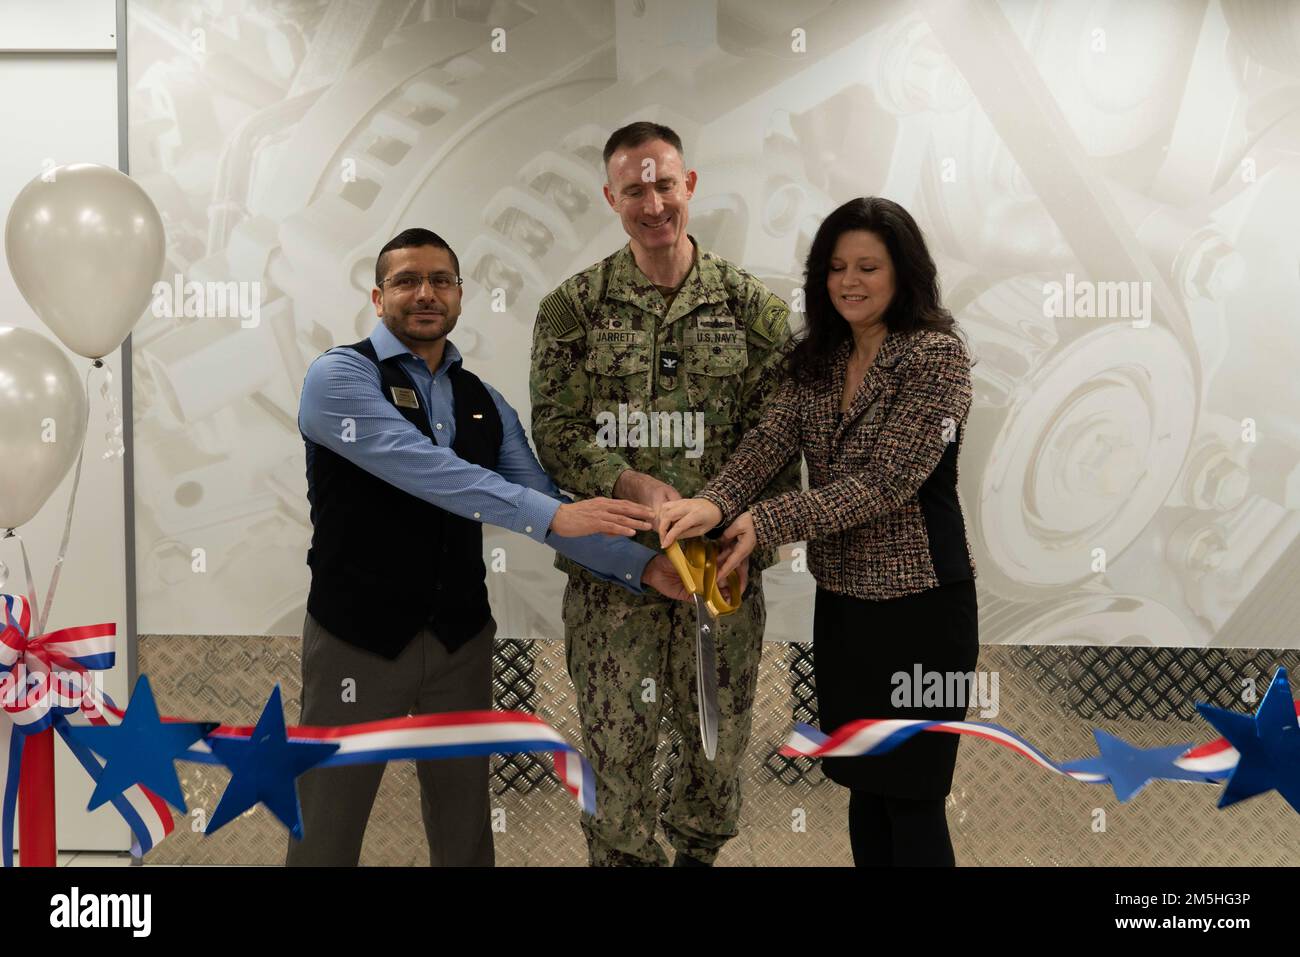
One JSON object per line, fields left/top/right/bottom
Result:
{"left": 693, "top": 593, "right": 720, "bottom": 761}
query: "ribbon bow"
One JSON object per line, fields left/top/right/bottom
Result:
{"left": 0, "top": 593, "right": 172, "bottom": 866}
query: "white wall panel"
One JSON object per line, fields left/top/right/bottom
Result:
{"left": 0, "top": 0, "right": 117, "bottom": 52}
{"left": 0, "top": 47, "right": 130, "bottom": 851}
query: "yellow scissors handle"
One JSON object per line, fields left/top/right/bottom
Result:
{"left": 664, "top": 539, "right": 741, "bottom": 617}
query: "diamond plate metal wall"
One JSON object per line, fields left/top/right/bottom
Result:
{"left": 137, "top": 635, "right": 1300, "bottom": 866}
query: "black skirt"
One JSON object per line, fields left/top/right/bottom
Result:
{"left": 812, "top": 579, "right": 979, "bottom": 799}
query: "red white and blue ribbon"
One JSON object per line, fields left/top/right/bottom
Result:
{"left": 0, "top": 593, "right": 173, "bottom": 867}
{"left": 179, "top": 710, "right": 596, "bottom": 815}
{"left": 1176, "top": 729, "right": 1265, "bottom": 779}
{"left": 778, "top": 711, "right": 1298, "bottom": 784}
{"left": 783, "top": 719, "right": 1111, "bottom": 782}
{"left": 5, "top": 585, "right": 597, "bottom": 862}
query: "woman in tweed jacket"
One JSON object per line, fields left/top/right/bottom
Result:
{"left": 660, "top": 197, "right": 978, "bottom": 867}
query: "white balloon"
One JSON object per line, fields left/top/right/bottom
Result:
{"left": 4, "top": 163, "right": 165, "bottom": 360}
{"left": 0, "top": 327, "right": 88, "bottom": 529}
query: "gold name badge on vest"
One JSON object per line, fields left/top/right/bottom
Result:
{"left": 390, "top": 386, "right": 420, "bottom": 409}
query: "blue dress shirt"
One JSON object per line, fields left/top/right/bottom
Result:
{"left": 299, "top": 322, "right": 655, "bottom": 592}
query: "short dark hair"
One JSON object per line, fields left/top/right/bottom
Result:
{"left": 375, "top": 227, "right": 460, "bottom": 287}
{"left": 788, "top": 197, "right": 967, "bottom": 383}
{"left": 602, "top": 121, "right": 685, "bottom": 171}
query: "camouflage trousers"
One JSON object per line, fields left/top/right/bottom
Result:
{"left": 562, "top": 572, "right": 766, "bottom": 866}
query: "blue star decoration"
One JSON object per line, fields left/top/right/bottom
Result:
{"left": 1196, "top": 667, "right": 1300, "bottom": 814}
{"left": 63, "top": 674, "right": 215, "bottom": 812}
{"left": 1061, "top": 729, "right": 1208, "bottom": 802}
{"left": 205, "top": 685, "right": 339, "bottom": 839}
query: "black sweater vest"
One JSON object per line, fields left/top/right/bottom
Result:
{"left": 305, "top": 339, "right": 503, "bottom": 659}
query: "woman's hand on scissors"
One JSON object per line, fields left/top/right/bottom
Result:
{"left": 716, "top": 512, "right": 757, "bottom": 582}
{"left": 657, "top": 498, "right": 723, "bottom": 549}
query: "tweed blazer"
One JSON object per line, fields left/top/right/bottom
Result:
{"left": 697, "top": 327, "right": 977, "bottom": 600}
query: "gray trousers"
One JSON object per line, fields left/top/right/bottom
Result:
{"left": 285, "top": 612, "right": 496, "bottom": 866}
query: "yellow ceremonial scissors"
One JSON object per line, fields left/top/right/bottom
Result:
{"left": 664, "top": 539, "right": 741, "bottom": 760}
{"left": 664, "top": 538, "right": 741, "bottom": 618}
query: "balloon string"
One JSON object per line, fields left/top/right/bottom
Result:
{"left": 98, "top": 361, "right": 124, "bottom": 460}
{"left": 1, "top": 529, "right": 43, "bottom": 632}
{"left": 35, "top": 363, "right": 96, "bottom": 635}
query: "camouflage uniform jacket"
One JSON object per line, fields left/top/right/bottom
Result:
{"left": 530, "top": 239, "right": 800, "bottom": 580}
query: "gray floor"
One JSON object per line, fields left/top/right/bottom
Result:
{"left": 125, "top": 635, "right": 1300, "bottom": 866}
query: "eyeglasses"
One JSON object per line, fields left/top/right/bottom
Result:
{"left": 381, "top": 272, "right": 463, "bottom": 293}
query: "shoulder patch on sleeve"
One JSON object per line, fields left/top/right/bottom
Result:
{"left": 750, "top": 293, "right": 790, "bottom": 346}
{"left": 539, "top": 289, "right": 584, "bottom": 340}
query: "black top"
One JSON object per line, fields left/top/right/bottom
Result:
{"left": 303, "top": 339, "right": 504, "bottom": 659}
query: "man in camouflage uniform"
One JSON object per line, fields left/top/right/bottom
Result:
{"left": 530, "top": 122, "right": 798, "bottom": 866}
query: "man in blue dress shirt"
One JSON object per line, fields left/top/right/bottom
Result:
{"left": 287, "top": 228, "right": 687, "bottom": 866}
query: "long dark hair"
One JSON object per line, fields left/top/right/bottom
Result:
{"left": 787, "top": 197, "right": 962, "bottom": 383}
